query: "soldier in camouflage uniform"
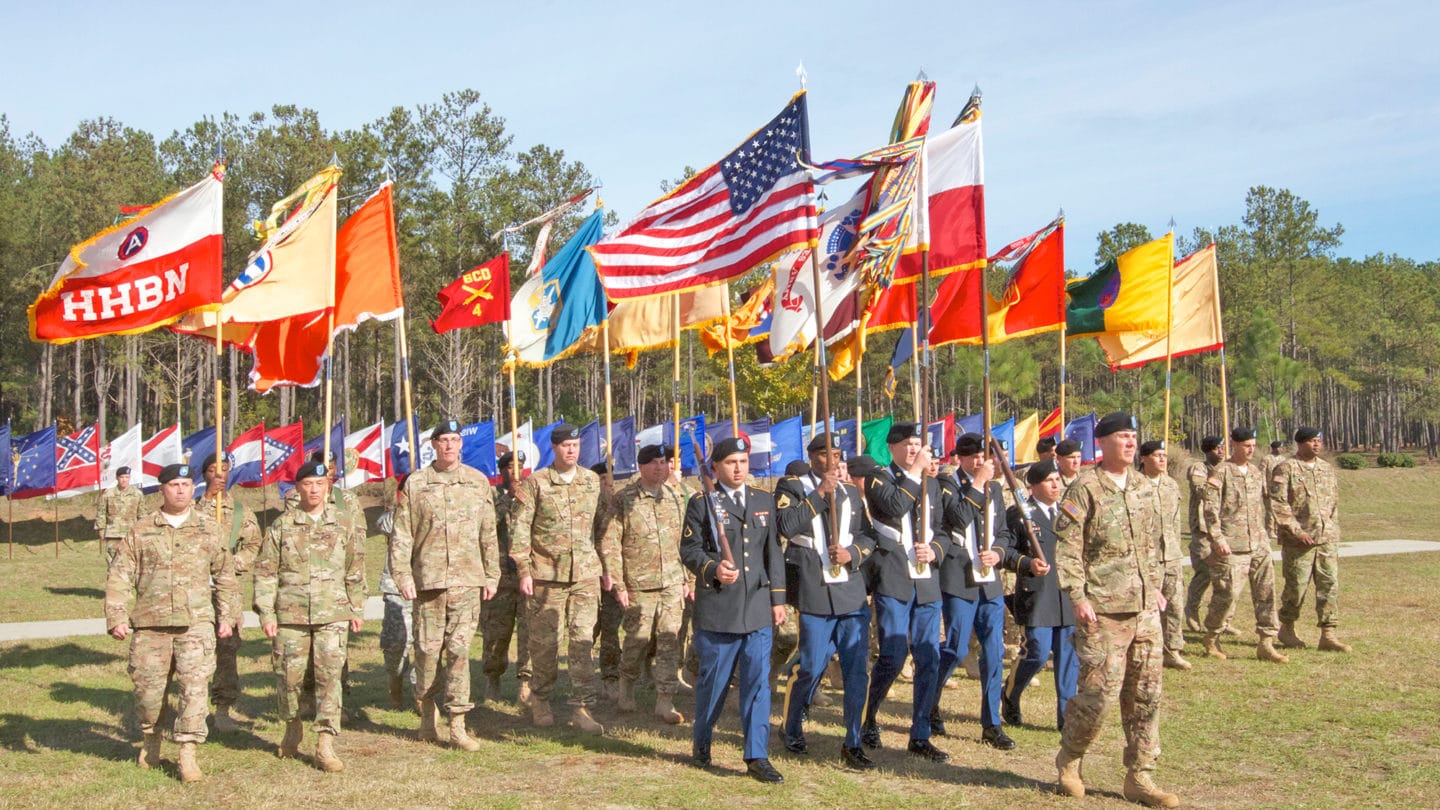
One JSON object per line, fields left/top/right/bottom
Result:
{"left": 106, "top": 463, "right": 239, "bottom": 783}
{"left": 603, "top": 444, "right": 691, "bottom": 724}
{"left": 390, "top": 419, "right": 500, "bottom": 751}
{"left": 1053, "top": 413, "right": 1178, "bottom": 808}
{"left": 1183, "top": 436, "right": 1225, "bottom": 632}
{"left": 196, "top": 453, "right": 262, "bottom": 732}
{"left": 254, "top": 460, "right": 367, "bottom": 772}
{"left": 481, "top": 452, "right": 532, "bottom": 704}
{"left": 1199, "top": 428, "right": 1288, "bottom": 664}
{"left": 1261, "top": 440, "right": 1288, "bottom": 541}
{"left": 1139, "top": 441, "right": 1190, "bottom": 671}
{"left": 1270, "top": 427, "right": 1351, "bottom": 653}
{"left": 377, "top": 483, "right": 414, "bottom": 708}
{"left": 97, "top": 466, "right": 145, "bottom": 567}
{"left": 512, "top": 424, "right": 610, "bottom": 733}
{"left": 591, "top": 462, "right": 626, "bottom": 704}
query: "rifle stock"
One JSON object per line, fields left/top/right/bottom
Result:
{"left": 988, "top": 437, "right": 1047, "bottom": 566}
{"left": 686, "top": 426, "right": 736, "bottom": 580}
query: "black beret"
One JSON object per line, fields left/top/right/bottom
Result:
{"left": 953, "top": 432, "right": 985, "bottom": 456}
{"left": 1230, "top": 426, "right": 1257, "bottom": 442}
{"left": 846, "top": 454, "right": 879, "bottom": 478}
{"left": 710, "top": 435, "right": 749, "bottom": 463}
{"left": 1025, "top": 460, "right": 1058, "bottom": 486}
{"left": 201, "top": 453, "right": 219, "bottom": 473}
{"left": 1294, "top": 427, "right": 1322, "bottom": 443}
{"left": 588, "top": 462, "right": 609, "bottom": 475}
{"left": 432, "top": 419, "right": 462, "bottom": 438}
{"left": 295, "top": 461, "right": 329, "bottom": 483}
{"left": 1036, "top": 437, "right": 1057, "bottom": 454}
{"left": 1270, "top": 440, "right": 1284, "bottom": 450}
{"left": 497, "top": 449, "right": 527, "bottom": 468}
{"left": 1200, "top": 435, "right": 1223, "bottom": 453}
{"left": 886, "top": 421, "right": 922, "bottom": 444}
{"left": 158, "top": 463, "right": 191, "bottom": 484}
{"left": 1139, "top": 440, "right": 1165, "bottom": 457}
{"left": 1055, "top": 439, "right": 1082, "bottom": 457}
{"left": 784, "top": 460, "right": 811, "bottom": 476}
{"left": 1095, "top": 412, "right": 1138, "bottom": 438}
{"left": 636, "top": 444, "right": 672, "bottom": 465}
{"left": 807, "top": 432, "right": 841, "bottom": 452}
{"left": 116, "top": 466, "right": 131, "bottom": 476}
{"left": 551, "top": 424, "right": 581, "bottom": 443}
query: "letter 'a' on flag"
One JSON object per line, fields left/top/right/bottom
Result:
{"left": 1066, "top": 233, "right": 1173, "bottom": 338}
{"left": 433, "top": 253, "right": 512, "bottom": 334}
{"left": 28, "top": 167, "right": 224, "bottom": 343}
{"left": 1096, "top": 244, "right": 1224, "bottom": 369}
{"left": 590, "top": 92, "right": 819, "bottom": 301}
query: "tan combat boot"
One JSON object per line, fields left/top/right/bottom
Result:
{"left": 654, "top": 694, "right": 684, "bottom": 725}
{"left": 137, "top": 733, "right": 161, "bottom": 769}
{"left": 963, "top": 654, "right": 981, "bottom": 680}
{"left": 571, "top": 706, "right": 604, "bottom": 734}
{"left": 825, "top": 657, "right": 844, "bottom": 690}
{"left": 278, "top": 718, "right": 304, "bottom": 759}
{"left": 616, "top": 677, "right": 638, "bottom": 712}
{"left": 1278, "top": 621, "right": 1308, "bottom": 649}
{"left": 314, "top": 731, "right": 344, "bottom": 773}
{"left": 531, "top": 699, "right": 554, "bottom": 727}
{"left": 1202, "top": 633, "right": 1227, "bottom": 659}
{"left": 417, "top": 698, "right": 441, "bottom": 743}
{"left": 517, "top": 678, "right": 534, "bottom": 707}
{"left": 1055, "top": 749, "right": 1085, "bottom": 798}
{"left": 1163, "top": 650, "right": 1193, "bottom": 671}
{"left": 811, "top": 687, "right": 834, "bottom": 706}
{"left": 177, "top": 742, "right": 203, "bottom": 783}
{"left": 1123, "top": 770, "right": 1180, "bottom": 808}
{"left": 448, "top": 715, "right": 481, "bottom": 752}
{"left": 211, "top": 704, "right": 237, "bottom": 733}
{"left": 1318, "top": 628, "right": 1352, "bottom": 653}
{"left": 1257, "top": 637, "right": 1290, "bottom": 664}
{"left": 1183, "top": 612, "right": 1202, "bottom": 633}
{"left": 387, "top": 674, "right": 405, "bottom": 709}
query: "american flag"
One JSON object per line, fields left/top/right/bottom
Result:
{"left": 591, "top": 92, "right": 819, "bottom": 301}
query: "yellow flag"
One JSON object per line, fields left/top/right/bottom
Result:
{"left": 1096, "top": 245, "right": 1222, "bottom": 369}
{"left": 1013, "top": 412, "right": 1041, "bottom": 465}
{"left": 1066, "top": 233, "right": 1173, "bottom": 338}
{"left": 601, "top": 287, "right": 728, "bottom": 367}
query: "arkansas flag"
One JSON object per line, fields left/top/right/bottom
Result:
{"left": 433, "top": 253, "right": 511, "bottom": 334}
{"left": 29, "top": 167, "right": 224, "bottom": 343}
{"left": 262, "top": 422, "right": 306, "bottom": 485}
{"left": 52, "top": 424, "right": 102, "bottom": 497}
{"left": 342, "top": 422, "right": 386, "bottom": 488}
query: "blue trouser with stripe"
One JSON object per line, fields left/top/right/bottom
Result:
{"left": 783, "top": 607, "right": 870, "bottom": 749}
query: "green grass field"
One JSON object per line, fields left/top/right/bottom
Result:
{"left": 1, "top": 469, "right": 1437, "bottom": 807}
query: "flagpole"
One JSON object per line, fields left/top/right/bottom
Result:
{"left": 602, "top": 317, "right": 615, "bottom": 479}
{"left": 909, "top": 305, "right": 922, "bottom": 422}
{"left": 808, "top": 243, "right": 844, "bottom": 578}
{"left": 398, "top": 311, "right": 420, "bottom": 477}
{"left": 53, "top": 496, "right": 59, "bottom": 558}
{"left": 978, "top": 251, "right": 995, "bottom": 579}
{"left": 1058, "top": 321, "right": 1068, "bottom": 433}
{"left": 721, "top": 283, "right": 740, "bottom": 432}
{"left": 213, "top": 156, "right": 225, "bottom": 529}
{"left": 808, "top": 349, "right": 820, "bottom": 442}
{"left": 854, "top": 308, "right": 865, "bottom": 454}
{"left": 917, "top": 252, "right": 933, "bottom": 578}
{"left": 504, "top": 321, "right": 521, "bottom": 486}
{"left": 1210, "top": 243, "right": 1231, "bottom": 446}
{"left": 1162, "top": 223, "right": 1176, "bottom": 443}
{"left": 672, "top": 295, "right": 683, "bottom": 467}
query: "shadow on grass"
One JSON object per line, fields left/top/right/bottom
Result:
{"left": 0, "top": 642, "right": 122, "bottom": 670}
{"left": 0, "top": 712, "right": 135, "bottom": 761}
{"left": 45, "top": 586, "right": 105, "bottom": 600}
{"left": 49, "top": 681, "right": 130, "bottom": 712}
{"left": 2, "top": 517, "right": 97, "bottom": 549}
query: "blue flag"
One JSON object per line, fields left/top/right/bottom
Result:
{"left": 611, "top": 416, "right": 637, "bottom": 478}
{"left": 957, "top": 411, "right": 984, "bottom": 436}
{"left": 460, "top": 421, "right": 498, "bottom": 478}
{"left": 637, "top": 414, "right": 708, "bottom": 475}
{"left": 992, "top": 417, "right": 1016, "bottom": 465}
{"left": 707, "top": 417, "right": 773, "bottom": 475}
{"left": 303, "top": 421, "right": 348, "bottom": 473}
{"left": 804, "top": 417, "right": 858, "bottom": 459}
{"left": 1064, "top": 413, "right": 1098, "bottom": 464}
{"left": 11, "top": 425, "right": 58, "bottom": 499}
{"left": 387, "top": 419, "right": 424, "bottom": 478}
{"left": 579, "top": 420, "right": 604, "bottom": 470}
{"left": 533, "top": 421, "right": 563, "bottom": 470}
{"left": 0, "top": 422, "right": 11, "bottom": 495}
{"left": 180, "top": 427, "right": 217, "bottom": 497}
{"left": 767, "top": 416, "right": 804, "bottom": 477}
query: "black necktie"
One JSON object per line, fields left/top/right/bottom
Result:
{"left": 730, "top": 490, "right": 743, "bottom": 512}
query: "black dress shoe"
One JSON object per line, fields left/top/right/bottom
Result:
{"left": 691, "top": 745, "right": 711, "bottom": 768}
{"left": 746, "top": 758, "right": 784, "bottom": 784}
{"left": 907, "top": 738, "right": 950, "bottom": 763}
{"left": 842, "top": 746, "right": 876, "bottom": 770}
{"left": 861, "top": 721, "right": 882, "bottom": 749}
{"left": 784, "top": 736, "right": 808, "bottom": 755}
{"left": 1001, "top": 697, "right": 1022, "bottom": 726}
{"left": 981, "top": 725, "right": 1017, "bottom": 750}
{"left": 929, "top": 712, "right": 948, "bottom": 736}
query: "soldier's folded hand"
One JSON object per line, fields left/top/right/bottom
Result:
{"left": 615, "top": 589, "right": 631, "bottom": 608}
{"left": 914, "top": 542, "right": 935, "bottom": 564}
{"left": 717, "top": 561, "right": 740, "bottom": 585}
{"left": 217, "top": 623, "right": 233, "bottom": 639}
{"left": 1029, "top": 558, "right": 1050, "bottom": 576}
{"left": 978, "top": 548, "right": 1001, "bottom": 567}
{"left": 111, "top": 623, "right": 130, "bottom": 641}
{"left": 350, "top": 618, "right": 364, "bottom": 632}
{"left": 829, "top": 545, "right": 852, "bottom": 566}
{"left": 262, "top": 621, "right": 278, "bottom": 638}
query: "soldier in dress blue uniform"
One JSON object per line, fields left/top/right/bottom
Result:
{"left": 931, "top": 432, "right": 1017, "bottom": 750}
{"left": 999, "top": 460, "right": 1077, "bottom": 731}
{"left": 860, "top": 421, "right": 962, "bottom": 763}
{"left": 775, "top": 432, "right": 877, "bottom": 771}
{"left": 681, "top": 436, "right": 788, "bottom": 784}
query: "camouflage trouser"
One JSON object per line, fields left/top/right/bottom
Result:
{"left": 528, "top": 579, "right": 599, "bottom": 707}
{"left": 1059, "top": 609, "right": 1162, "bottom": 773}
{"left": 104, "top": 538, "right": 123, "bottom": 569}
{"left": 1184, "top": 534, "right": 1212, "bottom": 620}
{"left": 413, "top": 586, "right": 482, "bottom": 716}
{"left": 1279, "top": 541, "right": 1340, "bottom": 628}
{"left": 130, "top": 624, "right": 216, "bottom": 744}
{"left": 275, "top": 622, "right": 349, "bottom": 735}
{"left": 620, "top": 585, "right": 685, "bottom": 697}
{"left": 210, "top": 622, "right": 244, "bottom": 708}
{"left": 1204, "top": 550, "right": 1279, "bottom": 638}
{"left": 1160, "top": 560, "right": 1185, "bottom": 652}
{"left": 595, "top": 588, "right": 624, "bottom": 685}
{"left": 380, "top": 592, "right": 414, "bottom": 681}
{"left": 679, "top": 598, "right": 699, "bottom": 676}
{"left": 481, "top": 584, "right": 531, "bottom": 680}
{"left": 772, "top": 606, "right": 798, "bottom": 676}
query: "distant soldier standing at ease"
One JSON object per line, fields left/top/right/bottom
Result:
{"left": 1055, "top": 439, "right": 1083, "bottom": 489}
{"left": 254, "top": 461, "right": 367, "bottom": 772}
{"left": 106, "top": 463, "right": 238, "bottom": 783}
{"left": 480, "top": 451, "right": 532, "bottom": 704}
{"left": 97, "top": 465, "right": 145, "bottom": 567}
{"left": 197, "top": 453, "right": 261, "bottom": 733}
{"left": 390, "top": 419, "right": 500, "bottom": 751}
{"left": 1183, "top": 436, "right": 1226, "bottom": 632}
{"left": 1271, "top": 427, "right": 1351, "bottom": 653}
{"left": 1053, "top": 413, "right": 1178, "bottom": 808}
{"left": 1139, "top": 441, "right": 1191, "bottom": 671}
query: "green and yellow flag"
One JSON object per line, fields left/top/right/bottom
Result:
{"left": 1065, "top": 233, "right": 1173, "bottom": 338}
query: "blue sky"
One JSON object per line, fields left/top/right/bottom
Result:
{"left": 3, "top": 0, "right": 1437, "bottom": 263}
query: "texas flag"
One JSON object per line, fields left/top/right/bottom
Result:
{"left": 342, "top": 422, "right": 386, "bottom": 488}
{"left": 52, "top": 423, "right": 101, "bottom": 497}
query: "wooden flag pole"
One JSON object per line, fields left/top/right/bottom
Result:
{"left": 1162, "top": 223, "right": 1176, "bottom": 444}
{"left": 807, "top": 243, "right": 844, "bottom": 578}
{"left": 213, "top": 155, "right": 226, "bottom": 528}
{"left": 322, "top": 172, "right": 341, "bottom": 469}
{"left": 1058, "top": 322, "right": 1068, "bottom": 433}
{"left": 909, "top": 305, "right": 922, "bottom": 422}
{"left": 854, "top": 304, "right": 865, "bottom": 453}
{"left": 602, "top": 318, "right": 615, "bottom": 481}
{"left": 672, "top": 295, "right": 683, "bottom": 468}
{"left": 916, "top": 251, "right": 934, "bottom": 578}
{"left": 721, "top": 283, "right": 740, "bottom": 432}
{"left": 1211, "top": 243, "right": 1231, "bottom": 446}
{"left": 53, "top": 497, "right": 59, "bottom": 557}
{"left": 808, "top": 348, "right": 820, "bottom": 443}
{"left": 978, "top": 251, "right": 995, "bottom": 579}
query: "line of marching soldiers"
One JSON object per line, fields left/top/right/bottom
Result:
{"left": 101, "top": 412, "right": 1346, "bottom": 808}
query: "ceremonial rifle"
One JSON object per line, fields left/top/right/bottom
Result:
{"left": 988, "top": 437, "right": 1047, "bottom": 566}
{"left": 685, "top": 425, "right": 737, "bottom": 584}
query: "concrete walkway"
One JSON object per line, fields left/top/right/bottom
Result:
{"left": 2, "top": 539, "right": 1436, "bottom": 644}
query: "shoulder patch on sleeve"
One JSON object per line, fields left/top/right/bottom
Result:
{"left": 1059, "top": 500, "right": 1082, "bottom": 522}
{"left": 1206, "top": 477, "right": 1222, "bottom": 489}
{"left": 683, "top": 524, "right": 693, "bottom": 538}
{"left": 776, "top": 493, "right": 792, "bottom": 510}
{"left": 1272, "top": 473, "right": 1287, "bottom": 484}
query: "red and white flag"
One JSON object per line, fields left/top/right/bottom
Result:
{"left": 100, "top": 423, "right": 144, "bottom": 490}
{"left": 140, "top": 424, "right": 183, "bottom": 489}
{"left": 52, "top": 424, "right": 101, "bottom": 497}
{"left": 591, "top": 93, "right": 818, "bottom": 300}
{"left": 28, "top": 168, "right": 224, "bottom": 343}
{"left": 893, "top": 110, "right": 985, "bottom": 282}
{"left": 342, "top": 422, "right": 386, "bottom": 488}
